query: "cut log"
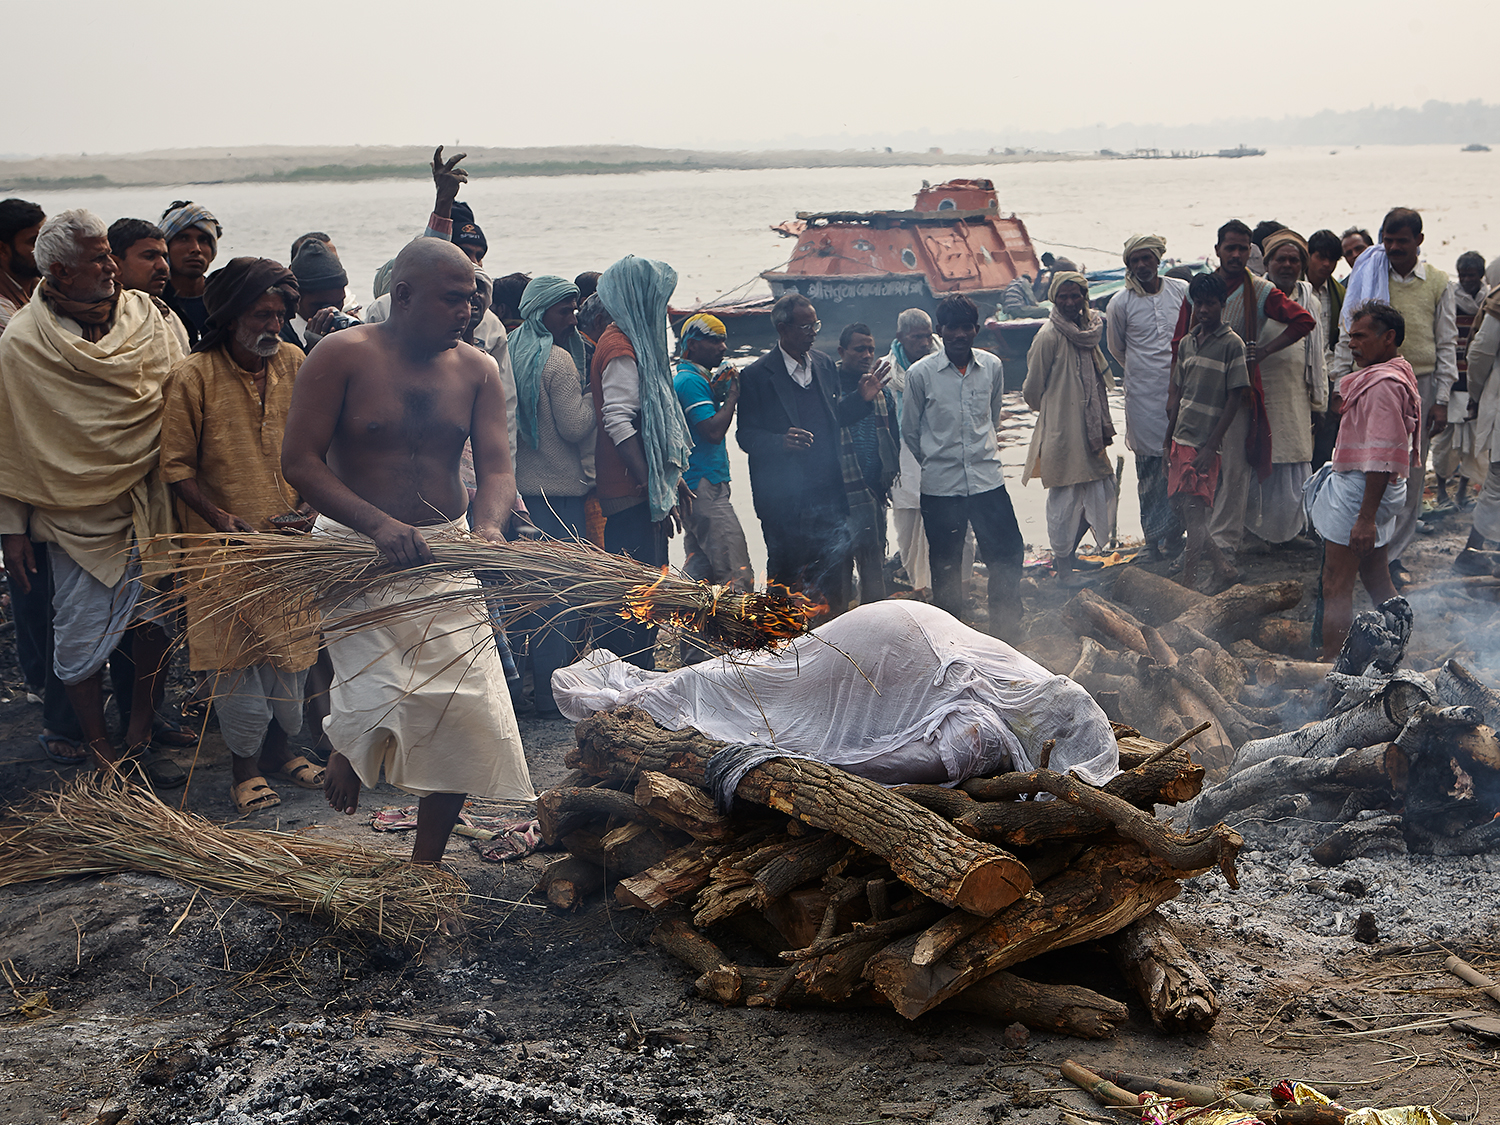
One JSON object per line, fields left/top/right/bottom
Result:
{"left": 536, "top": 784, "right": 643, "bottom": 845}
{"left": 958, "top": 747, "right": 1203, "bottom": 810}
{"left": 1444, "top": 954, "right": 1500, "bottom": 1008}
{"left": 1108, "top": 912, "right": 1219, "bottom": 1032}
{"left": 614, "top": 830, "right": 773, "bottom": 912}
{"left": 864, "top": 843, "right": 1210, "bottom": 1018}
{"left": 1310, "top": 814, "right": 1407, "bottom": 866}
{"left": 602, "top": 821, "right": 675, "bottom": 878}
{"left": 911, "top": 911, "right": 990, "bottom": 968}
{"left": 1248, "top": 617, "right": 1313, "bottom": 657}
{"left": 1060, "top": 1059, "right": 1139, "bottom": 1107}
{"left": 938, "top": 972, "right": 1128, "bottom": 1039}
{"left": 1255, "top": 658, "right": 1331, "bottom": 689}
{"left": 651, "top": 919, "right": 742, "bottom": 1004}
{"left": 750, "top": 832, "right": 851, "bottom": 909}
{"left": 1231, "top": 676, "right": 1433, "bottom": 773}
{"left": 1063, "top": 589, "right": 1150, "bottom": 654}
{"left": 1175, "top": 580, "right": 1305, "bottom": 642}
{"left": 1109, "top": 566, "right": 1207, "bottom": 625}
{"left": 634, "top": 771, "right": 734, "bottom": 841}
{"left": 534, "top": 856, "right": 605, "bottom": 911}
{"left": 571, "top": 706, "right": 1033, "bottom": 916}
{"left": 1435, "top": 659, "right": 1500, "bottom": 729}
{"left": 1189, "top": 743, "right": 1409, "bottom": 828}
{"left": 1189, "top": 647, "right": 1248, "bottom": 702}
{"left": 1148, "top": 659, "right": 1272, "bottom": 748}
{"left": 1094, "top": 1069, "right": 1271, "bottom": 1111}
{"left": 559, "top": 827, "right": 605, "bottom": 865}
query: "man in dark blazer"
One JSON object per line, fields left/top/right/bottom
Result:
{"left": 737, "top": 294, "right": 882, "bottom": 612}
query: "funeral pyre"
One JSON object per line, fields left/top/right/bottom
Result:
{"left": 533, "top": 705, "right": 1240, "bottom": 1039}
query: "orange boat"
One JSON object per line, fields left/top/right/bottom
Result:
{"left": 673, "top": 179, "right": 1045, "bottom": 356}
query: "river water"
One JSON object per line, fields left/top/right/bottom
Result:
{"left": 27, "top": 144, "right": 1496, "bottom": 576}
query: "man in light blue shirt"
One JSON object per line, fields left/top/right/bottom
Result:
{"left": 901, "top": 295, "right": 1024, "bottom": 638}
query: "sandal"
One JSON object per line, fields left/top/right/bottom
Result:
{"left": 38, "top": 732, "right": 88, "bottom": 766}
{"left": 273, "top": 755, "right": 326, "bottom": 789}
{"left": 232, "top": 776, "right": 282, "bottom": 814}
{"left": 470, "top": 818, "right": 544, "bottom": 862}
{"left": 130, "top": 744, "right": 188, "bottom": 789}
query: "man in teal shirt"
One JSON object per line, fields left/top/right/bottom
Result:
{"left": 674, "top": 314, "right": 754, "bottom": 594}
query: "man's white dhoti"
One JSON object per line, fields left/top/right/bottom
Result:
{"left": 315, "top": 516, "right": 533, "bottom": 801}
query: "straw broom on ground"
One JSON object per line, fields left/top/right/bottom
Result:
{"left": 0, "top": 772, "right": 465, "bottom": 946}
{"left": 152, "top": 529, "right": 818, "bottom": 655}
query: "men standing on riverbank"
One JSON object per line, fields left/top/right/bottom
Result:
{"left": 902, "top": 295, "right": 1024, "bottom": 638}
{"left": 108, "top": 219, "right": 191, "bottom": 354}
{"left": 0, "top": 209, "right": 184, "bottom": 780}
{"left": 1308, "top": 229, "right": 1347, "bottom": 468}
{"left": 1024, "top": 273, "right": 1117, "bottom": 578}
{"left": 835, "top": 323, "right": 899, "bottom": 603}
{"left": 1333, "top": 208, "right": 1457, "bottom": 581}
{"left": 281, "top": 237, "right": 532, "bottom": 863}
{"left": 1431, "top": 250, "right": 1489, "bottom": 508}
{"left": 1107, "top": 234, "right": 1187, "bottom": 561}
{"left": 0, "top": 199, "right": 44, "bottom": 336}
{"left": 1342, "top": 228, "right": 1374, "bottom": 269}
{"left": 160, "top": 257, "right": 321, "bottom": 813}
{"left": 739, "top": 294, "right": 880, "bottom": 612}
{"left": 159, "top": 202, "right": 221, "bottom": 346}
{"left": 673, "top": 313, "right": 754, "bottom": 594}
{"left": 1200, "top": 220, "right": 1316, "bottom": 561}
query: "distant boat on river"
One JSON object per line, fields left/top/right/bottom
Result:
{"left": 1216, "top": 145, "right": 1266, "bottom": 159}
{"left": 1462, "top": 143, "right": 1491, "bottom": 153}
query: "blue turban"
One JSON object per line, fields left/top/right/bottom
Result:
{"left": 159, "top": 202, "right": 221, "bottom": 251}
{"left": 597, "top": 256, "right": 693, "bottom": 523}
{"left": 510, "top": 276, "right": 585, "bottom": 450}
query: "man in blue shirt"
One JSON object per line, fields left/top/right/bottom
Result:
{"left": 674, "top": 313, "right": 754, "bottom": 593}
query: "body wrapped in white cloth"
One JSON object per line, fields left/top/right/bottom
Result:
{"left": 554, "top": 601, "right": 1118, "bottom": 787}
{"left": 315, "top": 515, "right": 533, "bottom": 801}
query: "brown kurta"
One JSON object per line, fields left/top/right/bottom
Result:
{"left": 160, "top": 342, "right": 317, "bottom": 671}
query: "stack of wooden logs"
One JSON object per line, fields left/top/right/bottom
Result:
{"left": 1020, "top": 569, "right": 1319, "bottom": 775}
{"left": 533, "top": 705, "right": 1242, "bottom": 1039}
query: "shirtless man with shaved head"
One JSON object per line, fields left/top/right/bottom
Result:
{"left": 283, "top": 237, "right": 533, "bottom": 865}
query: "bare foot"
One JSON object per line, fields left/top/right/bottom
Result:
{"left": 323, "top": 751, "right": 362, "bottom": 815}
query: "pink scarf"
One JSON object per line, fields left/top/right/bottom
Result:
{"left": 1333, "top": 357, "right": 1420, "bottom": 477}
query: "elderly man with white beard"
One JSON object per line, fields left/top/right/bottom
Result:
{"left": 160, "top": 257, "right": 322, "bottom": 813}
{"left": 0, "top": 209, "right": 185, "bottom": 780}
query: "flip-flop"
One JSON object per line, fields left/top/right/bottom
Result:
{"left": 232, "top": 777, "right": 282, "bottom": 814}
{"left": 130, "top": 744, "right": 188, "bottom": 789}
{"left": 372, "top": 805, "right": 421, "bottom": 832}
{"left": 38, "top": 732, "right": 87, "bottom": 766}
{"left": 274, "top": 756, "right": 326, "bottom": 789}
{"left": 470, "top": 819, "right": 544, "bottom": 862}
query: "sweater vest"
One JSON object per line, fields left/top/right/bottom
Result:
{"left": 1388, "top": 266, "right": 1448, "bottom": 376}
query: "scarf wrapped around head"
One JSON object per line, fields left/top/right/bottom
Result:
{"left": 1341, "top": 245, "right": 1391, "bottom": 335}
{"left": 196, "top": 257, "right": 298, "bottom": 354}
{"left": 681, "top": 313, "right": 726, "bottom": 343}
{"left": 510, "top": 275, "right": 585, "bottom": 449}
{"left": 158, "top": 202, "right": 221, "bottom": 252}
{"left": 1261, "top": 229, "right": 1308, "bottom": 276}
{"left": 1122, "top": 234, "right": 1167, "bottom": 296}
{"left": 1045, "top": 274, "right": 1115, "bottom": 457}
{"left": 597, "top": 255, "right": 693, "bottom": 522}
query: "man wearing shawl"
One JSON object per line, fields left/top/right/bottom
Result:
{"left": 1251, "top": 229, "right": 1328, "bottom": 544}
{"left": 589, "top": 255, "right": 693, "bottom": 668}
{"left": 509, "top": 275, "right": 595, "bottom": 716}
{"left": 1107, "top": 234, "right": 1188, "bottom": 561}
{"left": 160, "top": 258, "right": 322, "bottom": 813}
{"left": 673, "top": 313, "right": 754, "bottom": 595}
{"left": 1023, "top": 273, "right": 1117, "bottom": 577}
{"left": 1430, "top": 251, "right": 1490, "bottom": 509}
{"left": 1305, "top": 301, "right": 1419, "bottom": 658}
{"left": 0, "top": 209, "right": 185, "bottom": 779}
{"left": 1180, "top": 221, "right": 1316, "bottom": 560}
{"left": 158, "top": 201, "right": 221, "bottom": 346}
{"left": 282, "top": 237, "right": 532, "bottom": 864}
{"left": 883, "top": 309, "right": 939, "bottom": 593}
{"left": 1331, "top": 208, "right": 1457, "bottom": 581}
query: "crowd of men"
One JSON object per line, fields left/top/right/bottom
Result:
{"left": 2, "top": 150, "right": 1497, "bottom": 858}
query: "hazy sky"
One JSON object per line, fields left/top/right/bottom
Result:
{"left": 8, "top": 0, "right": 1499, "bottom": 155}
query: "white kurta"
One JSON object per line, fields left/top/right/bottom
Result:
{"left": 1104, "top": 277, "right": 1189, "bottom": 453}
{"left": 553, "top": 601, "right": 1119, "bottom": 788}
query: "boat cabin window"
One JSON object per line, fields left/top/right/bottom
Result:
{"left": 901, "top": 249, "right": 918, "bottom": 268}
{"left": 853, "top": 239, "right": 874, "bottom": 252}
{"left": 937, "top": 199, "right": 956, "bottom": 210}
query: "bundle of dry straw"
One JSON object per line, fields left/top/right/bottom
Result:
{"left": 0, "top": 775, "right": 465, "bottom": 945}
{"left": 155, "top": 530, "right": 815, "bottom": 653}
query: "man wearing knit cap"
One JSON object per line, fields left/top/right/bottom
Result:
{"left": 1332, "top": 207, "right": 1457, "bottom": 583}
{"left": 160, "top": 258, "right": 321, "bottom": 813}
{"left": 289, "top": 238, "right": 357, "bottom": 350}
{"left": 1107, "top": 234, "right": 1188, "bottom": 561}
{"left": 158, "top": 201, "right": 221, "bottom": 346}
{"left": 674, "top": 313, "right": 754, "bottom": 596}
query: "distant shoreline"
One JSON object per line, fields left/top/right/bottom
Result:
{"left": 0, "top": 144, "right": 1106, "bottom": 191}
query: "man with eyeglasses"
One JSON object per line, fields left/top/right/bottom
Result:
{"left": 160, "top": 257, "right": 320, "bottom": 809}
{"left": 737, "top": 293, "right": 884, "bottom": 611}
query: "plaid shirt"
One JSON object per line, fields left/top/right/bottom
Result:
{"left": 839, "top": 384, "right": 899, "bottom": 545}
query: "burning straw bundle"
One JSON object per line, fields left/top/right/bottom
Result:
{"left": 155, "top": 531, "right": 815, "bottom": 653}
{"left": 0, "top": 775, "right": 466, "bottom": 945}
